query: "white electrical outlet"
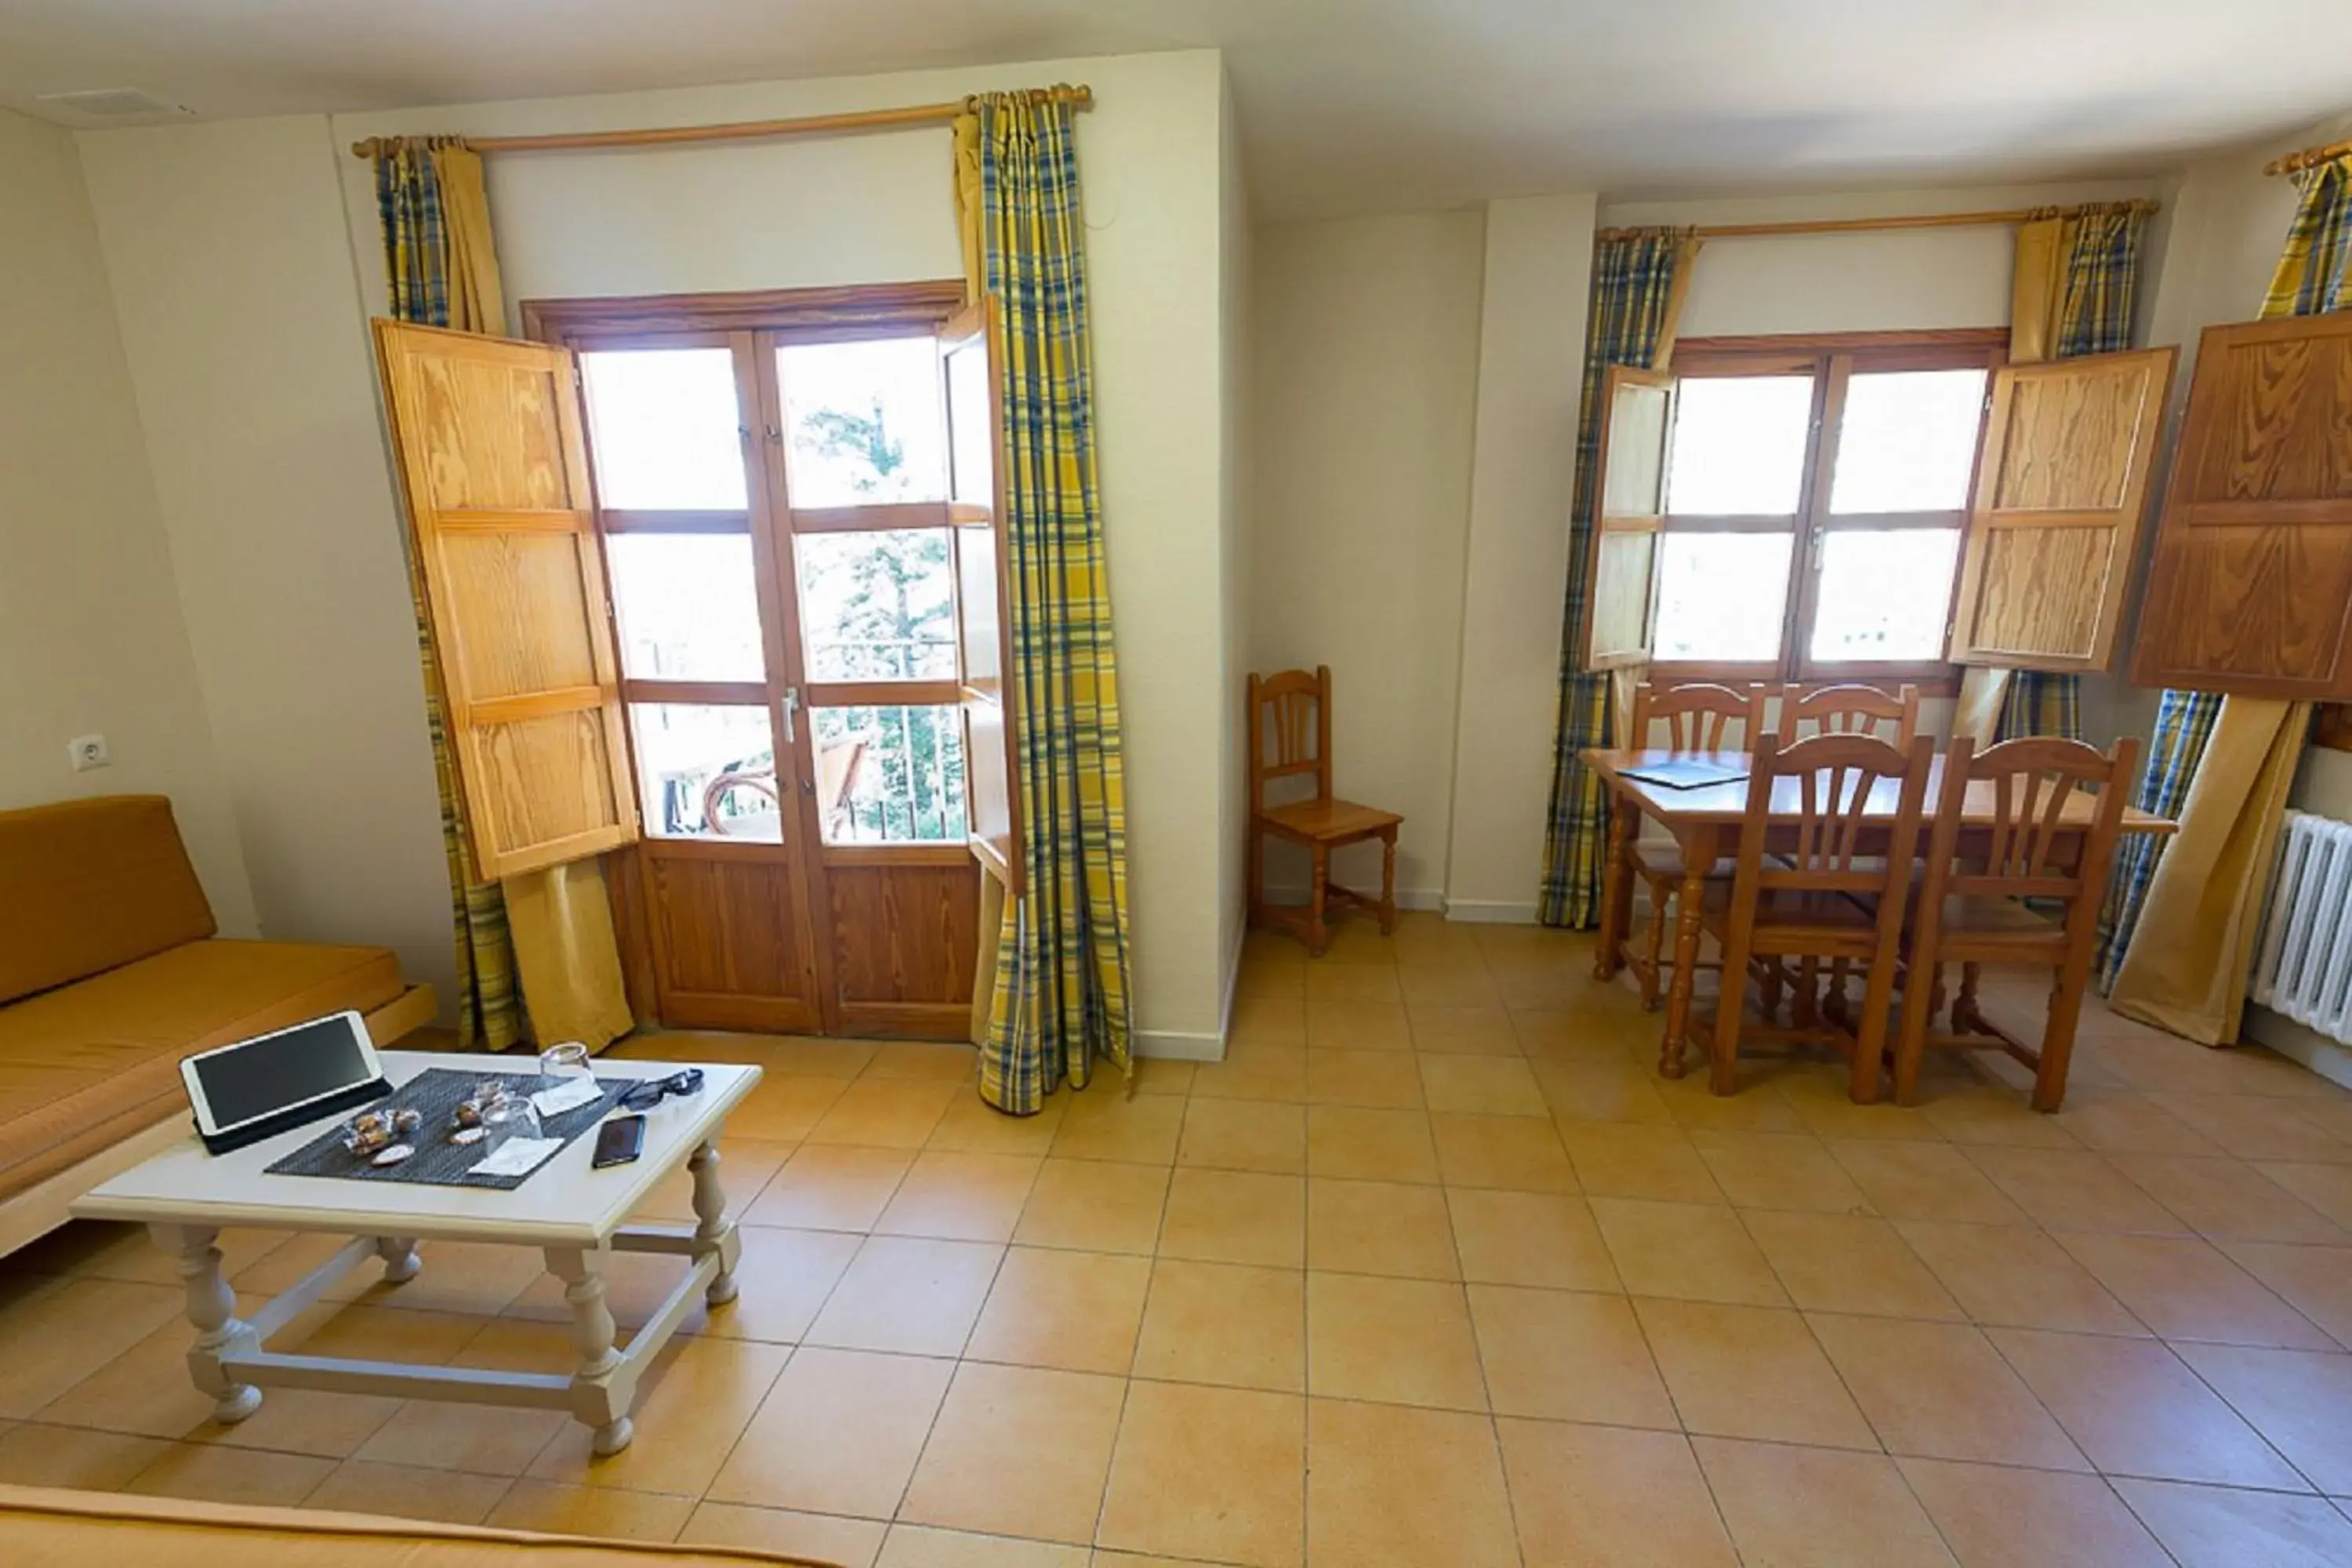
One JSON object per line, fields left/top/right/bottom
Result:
{"left": 68, "top": 734, "right": 111, "bottom": 771}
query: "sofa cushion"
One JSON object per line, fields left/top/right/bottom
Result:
{"left": 0, "top": 796, "right": 216, "bottom": 1006}
{"left": 0, "top": 939, "right": 404, "bottom": 1202}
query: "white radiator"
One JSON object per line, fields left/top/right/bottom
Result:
{"left": 2251, "top": 810, "right": 2352, "bottom": 1044}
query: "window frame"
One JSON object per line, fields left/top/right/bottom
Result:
{"left": 1653, "top": 327, "right": 2008, "bottom": 690}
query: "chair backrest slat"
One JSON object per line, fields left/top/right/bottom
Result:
{"left": 1782, "top": 683, "right": 1920, "bottom": 748}
{"left": 1925, "top": 736, "right": 2141, "bottom": 910}
{"left": 1730, "top": 733, "right": 1935, "bottom": 904}
{"left": 1632, "top": 681, "right": 1770, "bottom": 753}
{"left": 1248, "top": 666, "right": 1334, "bottom": 814}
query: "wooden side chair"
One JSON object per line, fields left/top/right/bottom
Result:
{"left": 1782, "top": 683, "right": 1920, "bottom": 746}
{"left": 1624, "top": 681, "right": 1771, "bottom": 1011}
{"left": 1247, "top": 666, "right": 1402, "bottom": 956}
{"left": 1687, "top": 733, "right": 1933, "bottom": 1100}
{"left": 1892, "top": 736, "right": 2140, "bottom": 1112}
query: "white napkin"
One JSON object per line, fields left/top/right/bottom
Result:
{"left": 530, "top": 1076, "right": 604, "bottom": 1117}
{"left": 471, "top": 1136, "right": 564, "bottom": 1178}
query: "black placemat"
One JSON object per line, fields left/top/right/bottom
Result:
{"left": 264, "top": 1069, "right": 632, "bottom": 1190}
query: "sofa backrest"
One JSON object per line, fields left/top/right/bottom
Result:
{"left": 0, "top": 795, "right": 216, "bottom": 1005}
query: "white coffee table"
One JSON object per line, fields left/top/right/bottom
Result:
{"left": 72, "top": 1051, "right": 761, "bottom": 1455}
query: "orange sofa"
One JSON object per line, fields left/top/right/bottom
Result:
{"left": 0, "top": 795, "right": 434, "bottom": 1254}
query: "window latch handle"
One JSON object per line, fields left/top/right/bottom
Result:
{"left": 780, "top": 687, "right": 800, "bottom": 745}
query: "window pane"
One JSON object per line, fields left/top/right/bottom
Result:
{"left": 814, "top": 705, "right": 967, "bottom": 844}
{"left": 1829, "top": 369, "right": 1987, "bottom": 513}
{"left": 794, "top": 529, "right": 956, "bottom": 681}
{"left": 778, "top": 338, "right": 948, "bottom": 507}
{"left": 1664, "top": 376, "right": 1813, "bottom": 515}
{"left": 1653, "top": 533, "right": 1794, "bottom": 662}
{"left": 579, "top": 350, "right": 746, "bottom": 509}
{"left": 946, "top": 335, "right": 993, "bottom": 508}
{"left": 630, "top": 704, "right": 779, "bottom": 842}
{"left": 607, "top": 534, "right": 764, "bottom": 681}
{"left": 1809, "top": 528, "right": 1962, "bottom": 663}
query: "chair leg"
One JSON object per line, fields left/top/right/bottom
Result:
{"left": 1824, "top": 958, "right": 1852, "bottom": 1029}
{"left": 1894, "top": 960, "right": 1944, "bottom": 1106}
{"left": 1307, "top": 844, "right": 1332, "bottom": 957}
{"left": 1709, "top": 943, "right": 1748, "bottom": 1098}
{"left": 1639, "top": 873, "right": 1668, "bottom": 1012}
{"left": 2034, "top": 953, "right": 2095, "bottom": 1113}
{"left": 1377, "top": 829, "right": 1399, "bottom": 936}
{"left": 1792, "top": 956, "right": 1819, "bottom": 1027}
{"left": 1953, "top": 964, "right": 1986, "bottom": 1034}
{"left": 1759, "top": 960, "right": 1784, "bottom": 1024}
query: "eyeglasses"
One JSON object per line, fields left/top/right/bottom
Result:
{"left": 617, "top": 1068, "right": 706, "bottom": 1112}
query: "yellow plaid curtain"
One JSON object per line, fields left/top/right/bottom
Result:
{"left": 954, "top": 93, "right": 1134, "bottom": 1112}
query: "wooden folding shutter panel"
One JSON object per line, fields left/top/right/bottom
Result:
{"left": 1581, "top": 365, "right": 1673, "bottom": 670}
{"left": 1946, "top": 347, "right": 2176, "bottom": 673}
{"left": 2132, "top": 314, "right": 2352, "bottom": 699}
{"left": 373, "top": 319, "right": 638, "bottom": 882}
{"left": 942, "top": 300, "right": 1024, "bottom": 896}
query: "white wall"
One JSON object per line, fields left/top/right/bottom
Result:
{"left": 1248, "top": 210, "right": 1486, "bottom": 909}
{"left": 1216, "top": 72, "right": 1254, "bottom": 1032}
{"left": 78, "top": 50, "right": 1239, "bottom": 1054}
{"left": 0, "top": 109, "right": 256, "bottom": 934}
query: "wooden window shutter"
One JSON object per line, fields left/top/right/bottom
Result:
{"left": 941, "top": 299, "right": 1024, "bottom": 896}
{"left": 2132, "top": 314, "right": 2352, "bottom": 698}
{"left": 1581, "top": 365, "right": 1674, "bottom": 670}
{"left": 372, "top": 319, "right": 639, "bottom": 882}
{"left": 1946, "top": 346, "right": 2176, "bottom": 673}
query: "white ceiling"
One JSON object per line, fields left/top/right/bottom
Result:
{"left": 4, "top": 0, "right": 2349, "bottom": 218}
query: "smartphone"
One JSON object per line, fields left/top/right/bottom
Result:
{"left": 592, "top": 1114, "right": 647, "bottom": 1169}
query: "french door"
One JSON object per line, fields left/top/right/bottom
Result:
{"left": 539, "top": 285, "right": 994, "bottom": 1038}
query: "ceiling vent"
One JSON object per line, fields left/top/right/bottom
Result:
{"left": 31, "top": 88, "right": 194, "bottom": 125}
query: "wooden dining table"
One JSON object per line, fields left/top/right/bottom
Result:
{"left": 1582, "top": 748, "right": 2180, "bottom": 1081}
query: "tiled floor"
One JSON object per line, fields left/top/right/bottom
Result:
{"left": 7, "top": 913, "right": 2352, "bottom": 1566}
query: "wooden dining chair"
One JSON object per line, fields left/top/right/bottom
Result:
{"left": 1624, "top": 682, "right": 1771, "bottom": 1011}
{"left": 1891, "top": 735, "right": 2140, "bottom": 1112}
{"left": 1781, "top": 683, "right": 1920, "bottom": 746}
{"left": 1247, "top": 666, "right": 1403, "bottom": 956}
{"left": 1686, "top": 733, "right": 1934, "bottom": 1100}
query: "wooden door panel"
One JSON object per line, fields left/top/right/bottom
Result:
{"left": 644, "top": 848, "right": 822, "bottom": 1033}
{"left": 1581, "top": 366, "right": 1673, "bottom": 671}
{"left": 1963, "top": 524, "right": 2116, "bottom": 662}
{"left": 1588, "top": 530, "right": 1659, "bottom": 666}
{"left": 943, "top": 300, "right": 1023, "bottom": 895}
{"left": 415, "top": 358, "right": 572, "bottom": 511}
{"left": 470, "top": 711, "right": 622, "bottom": 858}
{"left": 2132, "top": 317, "right": 2352, "bottom": 697}
{"left": 1988, "top": 363, "right": 2147, "bottom": 510}
{"left": 828, "top": 860, "right": 981, "bottom": 1037}
{"left": 439, "top": 532, "right": 603, "bottom": 696}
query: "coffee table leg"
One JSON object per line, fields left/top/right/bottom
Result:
{"left": 374, "top": 1236, "right": 421, "bottom": 1283}
{"left": 689, "top": 1139, "right": 740, "bottom": 1307}
{"left": 155, "top": 1224, "right": 260, "bottom": 1424}
{"left": 546, "top": 1245, "right": 633, "bottom": 1455}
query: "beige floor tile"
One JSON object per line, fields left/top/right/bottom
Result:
{"left": 682, "top": 1035, "right": 876, "bottom": 1080}
{"left": 863, "top": 1041, "right": 980, "bottom": 1083}
{"left": 2108, "top": 1155, "right": 2348, "bottom": 1246}
{"left": 0, "top": 1421, "right": 169, "bottom": 1489}
{"left": 1531, "top": 1055, "right": 1675, "bottom": 1126}
{"left": 880, "top": 1523, "right": 1091, "bottom": 1566}
{"left": 303, "top": 1458, "right": 513, "bottom": 1525}
{"left": 1656, "top": 1071, "right": 1810, "bottom": 1134}
{"left": 1305, "top": 1105, "right": 1439, "bottom": 1184}
{"left": 0, "top": 1276, "right": 186, "bottom": 1417}
{"left": 1398, "top": 962, "right": 1503, "bottom": 1011}
{"left": 1633, "top": 1298, "right": 1877, "bottom": 1448}
{"left": 804, "top": 1236, "right": 1004, "bottom": 1356}
{"left": 927, "top": 1094, "right": 1067, "bottom": 1157}
{"left": 1898, "top": 1458, "right": 2170, "bottom": 1568}
{"left": 68, "top": 1225, "right": 290, "bottom": 1289}
{"left": 34, "top": 1315, "right": 215, "bottom": 1438}
{"left": 528, "top": 1335, "right": 790, "bottom": 1497}
{"left": 901, "top": 1362, "right": 1125, "bottom": 1544}
{"left": 2173, "top": 1343, "right": 2352, "bottom": 1496}
{"left": 729, "top": 1076, "right": 853, "bottom": 1142}
{"left": 806, "top": 1079, "right": 960, "bottom": 1150}
{"left": 1305, "top": 996, "right": 1414, "bottom": 1052}
{"left": 1964, "top": 1145, "right": 2190, "bottom": 1234}
{"left": 275, "top": 1238, "right": 550, "bottom": 1320}
{"left": 875, "top": 1152, "right": 1044, "bottom": 1243}
{"left": 358, "top": 1320, "right": 572, "bottom": 1475}
{"left": 1469, "top": 1286, "right": 1674, "bottom": 1427}
{"left": 1827, "top": 1140, "right": 2030, "bottom": 1225}
{"left": 2114, "top": 1477, "right": 2352, "bottom": 1568}
{"left": 746, "top": 1145, "right": 916, "bottom": 1232}
{"left": 633, "top": 1139, "right": 794, "bottom": 1224}
{"left": 500, "top": 1249, "right": 699, "bottom": 1334}
{"left": 2260, "top": 1161, "right": 2352, "bottom": 1230}
{"left": 1305, "top": 1049, "right": 1426, "bottom": 1109}
{"left": 1691, "top": 1130, "right": 1871, "bottom": 1214}
{"left": 1446, "top": 1189, "right": 1620, "bottom": 1291}
{"left": 706, "top": 1345, "right": 953, "bottom": 1516}
{"left": 1178, "top": 1098, "right": 1307, "bottom": 1175}
{"left": 1693, "top": 1437, "right": 1958, "bottom": 1567}
{"left": 1896, "top": 1220, "right": 2146, "bottom": 1336}
{"left": 1810, "top": 1312, "right": 2087, "bottom": 1470}
{"left": 1098, "top": 1381, "right": 1304, "bottom": 1568}
{"left": 1780, "top": 1073, "right": 1949, "bottom": 1145}
{"left": 220, "top": 1304, "right": 483, "bottom": 1461}
{"left": 1498, "top": 1418, "right": 1737, "bottom": 1567}
{"left": 1919, "top": 1087, "right": 2085, "bottom": 1149}
{"left": 1743, "top": 1210, "right": 1964, "bottom": 1319}
{"left": 1559, "top": 1122, "right": 1724, "bottom": 1203}
{"left": 2222, "top": 1241, "right": 2352, "bottom": 1349}
{"left": 1127, "top": 1059, "right": 1196, "bottom": 1099}
{"left": 1158, "top": 1168, "right": 1305, "bottom": 1268}
{"left": 1305, "top": 1178, "right": 1459, "bottom": 1279}
{"left": 1429, "top": 1112, "right": 1577, "bottom": 1192}
{"left": 1014, "top": 1160, "right": 1171, "bottom": 1256}
{"left": 2152, "top": 1093, "right": 2351, "bottom": 1164}
{"left": 1417, "top": 1054, "right": 1548, "bottom": 1117}
{"left": 1050, "top": 1089, "right": 1186, "bottom": 1165}
{"left": 1989, "top": 1327, "right": 2308, "bottom": 1490}
{"left": 2055, "top": 1232, "right": 2333, "bottom": 1349}
{"left": 1406, "top": 1004, "right": 1523, "bottom": 1056}
{"left": 965, "top": 1248, "right": 1152, "bottom": 1377}
{"left": 681, "top": 1502, "right": 887, "bottom": 1567}
{"left": 1132, "top": 1259, "right": 1305, "bottom": 1392}
{"left": 487, "top": 1480, "right": 696, "bottom": 1541}
{"left": 1308, "top": 963, "right": 1401, "bottom": 1006}
{"left": 2053, "top": 1094, "right": 2229, "bottom": 1158}
{"left": 1590, "top": 1197, "right": 1788, "bottom": 1306}
{"left": 699, "top": 1225, "right": 866, "bottom": 1345}
{"left": 1232, "top": 989, "right": 1309, "bottom": 1042}
{"left": 1305, "top": 1399, "right": 1518, "bottom": 1568}
{"left": 1190, "top": 1041, "right": 1307, "bottom": 1104}
{"left": 1515, "top": 1007, "right": 1650, "bottom": 1062}
{"left": 1306, "top": 1272, "right": 1486, "bottom": 1411}
{"left": 122, "top": 1443, "right": 336, "bottom": 1508}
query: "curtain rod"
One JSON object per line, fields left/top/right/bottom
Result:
{"left": 350, "top": 84, "right": 1091, "bottom": 158}
{"left": 1596, "top": 198, "right": 2158, "bottom": 242}
{"left": 2267, "top": 137, "right": 2351, "bottom": 178}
